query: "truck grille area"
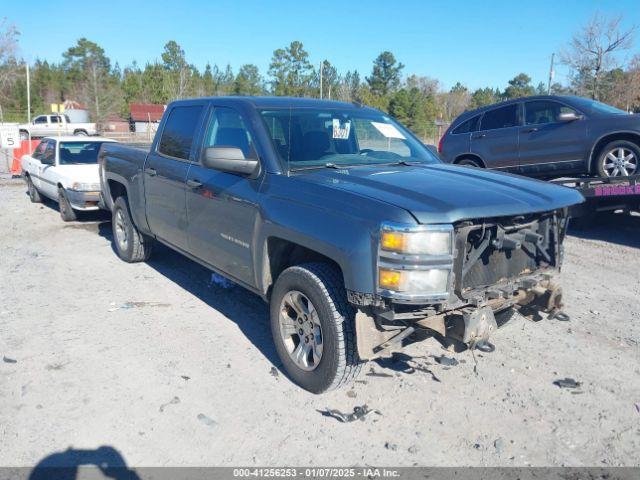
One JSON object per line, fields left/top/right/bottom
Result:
{"left": 453, "top": 211, "right": 565, "bottom": 296}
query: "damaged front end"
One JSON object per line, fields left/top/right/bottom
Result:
{"left": 348, "top": 209, "right": 570, "bottom": 359}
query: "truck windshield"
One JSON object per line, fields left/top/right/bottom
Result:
{"left": 59, "top": 142, "right": 105, "bottom": 165}
{"left": 260, "top": 108, "right": 440, "bottom": 171}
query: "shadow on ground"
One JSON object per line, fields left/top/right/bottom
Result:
{"left": 29, "top": 446, "right": 139, "bottom": 480}
{"left": 96, "top": 222, "right": 279, "bottom": 369}
{"left": 568, "top": 211, "right": 640, "bottom": 249}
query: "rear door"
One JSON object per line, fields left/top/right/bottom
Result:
{"left": 144, "top": 103, "right": 206, "bottom": 251}
{"left": 470, "top": 103, "right": 521, "bottom": 171}
{"left": 518, "top": 100, "right": 587, "bottom": 176}
{"left": 185, "top": 105, "right": 262, "bottom": 287}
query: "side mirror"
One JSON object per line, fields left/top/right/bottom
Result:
{"left": 558, "top": 112, "right": 582, "bottom": 122}
{"left": 203, "top": 147, "right": 259, "bottom": 177}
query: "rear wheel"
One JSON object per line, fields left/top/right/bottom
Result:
{"left": 58, "top": 187, "right": 77, "bottom": 222}
{"left": 73, "top": 129, "right": 88, "bottom": 137}
{"left": 596, "top": 140, "right": 639, "bottom": 177}
{"left": 112, "top": 196, "right": 153, "bottom": 262}
{"left": 26, "top": 176, "right": 42, "bottom": 203}
{"left": 457, "top": 158, "right": 482, "bottom": 168}
{"left": 270, "top": 263, "right": 362, "bottom": 393}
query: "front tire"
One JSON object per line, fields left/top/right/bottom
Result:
{"left": 596, "top": 140, "right": 639, "bottom": 177}
{"left": 112, "top": 196, "right": 153, "bottom": 262}
{"left": 270, "top": 263, "right": 362, "bottom": 393}
{"left": 58, "top": 188, "right": 77, "bottom": 222}
{"left": 26, "top": 176, "right": 42, "bottom": 203}
{"left": 73, "top": 129, "right": 88, "bottom": 137}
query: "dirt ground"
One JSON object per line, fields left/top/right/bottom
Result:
{"left": 1, "top": 176, "right": 639, "bottom": 468}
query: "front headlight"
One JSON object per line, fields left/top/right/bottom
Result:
{"left": 379, "top": 268, "right": 450, "bottom": 294}
{"left": 71, "top": 182, "right": 100, "bottom": 191}
{"left": 381, "top": 225, "right": 453, "bottom": 255}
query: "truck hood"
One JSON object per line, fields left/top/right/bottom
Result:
{"left": 295, "top": 163, "right": 584, "bottom": 224}
{"left": 55, "top": 164, "right": 100, "bottom": 185}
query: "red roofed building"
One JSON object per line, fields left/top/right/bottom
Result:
{"left": 130, "top": 103, "right": 165, "bottom": 133}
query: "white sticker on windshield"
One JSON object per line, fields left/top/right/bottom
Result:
{"left": 332, "top": 119, "right": 351, "bottom": 140}
{"left": 371, "top": 121, "right": 406, "bottom": 139}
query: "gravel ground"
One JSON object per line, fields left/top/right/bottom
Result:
{"left": 1, "top": 177, "right": 639, "bottom": 468}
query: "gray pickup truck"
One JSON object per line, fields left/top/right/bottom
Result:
{"left": 99, "top": 97, "right": 583, "bottom": 393}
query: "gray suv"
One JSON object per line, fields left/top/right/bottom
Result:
{"left": 439, "top": 95, "right": 640, "bottom": 178}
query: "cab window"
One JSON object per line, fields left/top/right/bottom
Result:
{"left": 525, "top": 101, "right": 578, "bottom": 125}
{"left": 202, "top": 107, "right": 256, "bottom": 159}
{"left": 34, "top": 116, "right": 47, "bottom": 124}
{"left": 158, "top": 105, "right": 204, "bottom": 160}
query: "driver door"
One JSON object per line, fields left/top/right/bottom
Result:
{"left": 185, "top": 105, "right": 262, "bottom": 287}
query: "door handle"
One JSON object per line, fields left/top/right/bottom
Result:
{"left": 146, "top": 168, "right": 157, "bottom": 176}
{"left": 186, "top": 179, "right": 203, "bottom": 189}
{"left": 472, "top": 134, "right": 486, "bottom": 140}
{"left": 525, "top": 127, "right": 539, "bottom": 133}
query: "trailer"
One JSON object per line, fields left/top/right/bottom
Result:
{"left": 551, "top": 174, "right": 640, "bottom": 219}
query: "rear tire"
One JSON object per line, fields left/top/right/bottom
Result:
{"left": 26, "top": 176, "right": 42, "bottom": 203}
{"left": 270, "top": 262, "right": 362, "bottom": 393}
{"left": 457, "top": 158, "right": 482, "bottom": 168}
{"left": 73, "top": 129, "right": 88, "bottom": 137}
{"left": 58, "top": 187, "right": 77, "bottom": 222}
{"left": 112, "top": 196, "right": 153, "bottom": 262}
{"left": 595, "top": 140, "right": 639, "bottom": 178}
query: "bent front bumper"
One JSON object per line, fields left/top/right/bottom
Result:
{"left": 66, "top": 190, "right": 102, "bottom": 211}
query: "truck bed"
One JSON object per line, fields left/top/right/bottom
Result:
{"left": 551, "top": 174, "right": 640, "bottom": 216}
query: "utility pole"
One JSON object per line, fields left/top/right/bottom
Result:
{"left": 319, "top": 61, "right": 323, "bottom": 99}
{"left": 547, "top": 53, "right": 555, "bottom": 94}
{"left": 26, "top": 63, "right": 32, "bottom": 123}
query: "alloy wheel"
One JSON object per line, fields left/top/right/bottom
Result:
{"left": 278, "top": 290, "right": 323, "bottom": 371}
{"left": 114, "top": 209, "right": 129, "bottom": 251}
{"left": 603, "top": 147, "right": 638, "bottom": 177}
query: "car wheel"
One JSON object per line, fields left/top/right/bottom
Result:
{"left": 112, "top": 196, "right": 153, "bottom": 262}
{"left": 58, "top": 187, "right": 77, "bottom": 222}
{"left": 596, "top": 141, "right": 639, "bottom": 177}
{"left": 26, "top": 176, "right": 42, "bottom": 203}
{"left": 74, "top": 130, "right": 88, "bottom": 136}
{"left": 270, "top": 262, "right": 362, "bottom": 393}
{"left": 457, "top": 158, "right": 482, "bottom": 168}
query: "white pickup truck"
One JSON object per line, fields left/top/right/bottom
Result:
{"left": 21, "top": 136, "right": 116, "bottom": 221}
{"left": 19, "top": 114, "right": 98, "bottom": 140}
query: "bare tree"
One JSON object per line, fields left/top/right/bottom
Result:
{"left": 0, "top": 18, "right": 21, "bottom": 106}
{"left": 561, "top": 13, "right": 635, "bottom": 100}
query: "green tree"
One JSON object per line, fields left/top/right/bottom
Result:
{"left": 388, "top": 87, "right": 436, "bottom": 138}
{"left": 319, "top": 60, "right": 339, "bottom": 99}
{"left": 61, "top": 38, "right": 119, "bottom": 121}
{"left": 268, "top": 41, "right": 315, "bottom": 96}
{"left": 470, "top": 87, "right": 500, "bottom": 108}
{"left": 502, "top": 73, "right": 535, "bottom": 99}
{"left": 161, "top": 40, "right": 191, "bottom": 99}
{"left": 366, "top": 51, "right": 404, "bottom": 97}
{"left": 233, "top": 64, "right": 264, "bottom": 95}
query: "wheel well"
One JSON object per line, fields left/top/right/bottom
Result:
{"left": 264, "top": 237, "right": 343, "bottom": 297}
{"left": 73, "top": 129, "right": 88, "bottom": 134}
{"left": 107, "top": 180, "right": 127, "bottom": 202}
{"left": 453, "top": 154, "right": 485, "bottom": 167}
{"left": 590, "top": 133, "right": 640, "bottom": 172}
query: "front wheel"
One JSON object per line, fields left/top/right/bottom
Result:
{"left": 58, "top": 188, "right": 77, "bottom": 222}
{"left": 112, "top": 196, "right": 153, "bottom": 262}
{"left": 596, "top": 140, "right": 639, "bottom": 177}
{"left": 270, "top": 263, "right": 362, "bottom": 393}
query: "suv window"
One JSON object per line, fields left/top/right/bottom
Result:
{"left": 452, "top": 115, "right": 480, "bottom": 134}
{"left": 202, "top": 107, "right": 255, "bottom": 159}
{"left": 158, "top": 105, "right": 204, "bottom": 160}
{"left": 525, "top": 101, "right": 578, "bottom": 125}
{"left": 480, "top": 105, "right": 519, "bottom": 131}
